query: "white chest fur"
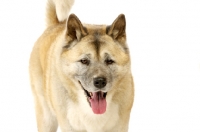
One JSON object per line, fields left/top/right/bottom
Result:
{"left": 67, "top": 92, "right": 119, "bottom": 132}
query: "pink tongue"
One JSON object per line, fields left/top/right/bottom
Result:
{"left": 89, "top": 92, "right": 107, "bottom": 114}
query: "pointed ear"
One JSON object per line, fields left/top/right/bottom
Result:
{"left": 107, "top": 14, "right": 126, "bottom": 42}
{"left": 66, "top": 14, "right": 87, "bottom": 42}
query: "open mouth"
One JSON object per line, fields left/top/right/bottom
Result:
{"left": 79, "top": 81, "right": 107, "bottom": 114}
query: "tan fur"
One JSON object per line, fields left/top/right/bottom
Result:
{"left": 29, "top": 0, "right": 134, "bottom": 132}
{"left": 46, "top": 0, "right": 74, "bottom": 27}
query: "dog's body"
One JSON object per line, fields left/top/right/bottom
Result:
{"left": 29, "top": 0, "right": 134, "bottom": 131}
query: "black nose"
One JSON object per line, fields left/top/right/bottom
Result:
{"left": 93, "top": 77, "right": 107, "bottom": 88}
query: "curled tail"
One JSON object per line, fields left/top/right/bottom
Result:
{"left": 46, "top": 0, "right": 74, "bottom": 27}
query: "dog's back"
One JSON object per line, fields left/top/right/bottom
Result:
{"left": 29, "top": 0, "right": 75, "bottom": 131}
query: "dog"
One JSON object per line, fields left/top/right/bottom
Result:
{"left": 29, "top": 0, "right": 134, "bottom": 131}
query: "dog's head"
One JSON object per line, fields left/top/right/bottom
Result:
{"left": 61, "top": 14, "right": 131, "bottom": 114}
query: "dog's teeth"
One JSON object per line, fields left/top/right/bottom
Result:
{"left": 89, "top": 92, "right": 93, "bottom": 97}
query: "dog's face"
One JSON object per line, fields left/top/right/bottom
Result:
{"left": 61, "top": 14, "right": 130, "bottom": 114}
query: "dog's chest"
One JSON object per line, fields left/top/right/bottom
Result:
{"left": 67, "top": 101, "right": 119, "bottom": 132}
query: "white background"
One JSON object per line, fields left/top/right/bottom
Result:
{"left": 0, "top": 0, "right": 200, "bottom": 131}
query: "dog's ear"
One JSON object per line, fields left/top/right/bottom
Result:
{"left": 66, "top": 14, "right": 87, "bottom": 42}
{"left": 106, "top": 14, "right": 126, "bottom": 43}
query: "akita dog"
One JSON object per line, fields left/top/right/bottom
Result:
{"left": 29, "top": 0, "right": 134, "bottom": 131}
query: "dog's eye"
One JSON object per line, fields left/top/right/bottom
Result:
{"left": 105, "top": 59, "right": 115, "bottom": 65}
{"left": 80, "top": 59, "right": 90, "bottom": 65}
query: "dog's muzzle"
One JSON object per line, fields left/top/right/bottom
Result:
{"left": 93, "top": 77, "right": 107, "bottom": 89}
{"left": 78, "top": 80, "right": 108, "bottom": 115}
